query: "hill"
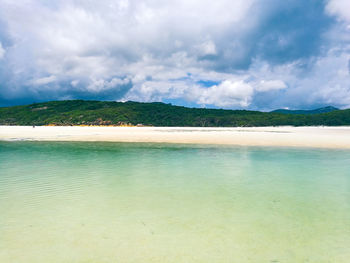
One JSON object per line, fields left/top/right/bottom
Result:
{"left": 0, "top": 100, "right": 350, "bottom": 127}
{"left": 272, "top": 106, "right": 338, "bottom": 115}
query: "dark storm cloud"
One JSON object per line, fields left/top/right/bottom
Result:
{"left": 204, "top": 0, "right": 334, "bottom": 71}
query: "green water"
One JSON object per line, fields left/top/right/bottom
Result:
{"left": 0, "top": 142, "right": 349, "bottom": 263}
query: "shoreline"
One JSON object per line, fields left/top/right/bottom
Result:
{"left": 1, "top": 126, "right": 350, "bottom": 149}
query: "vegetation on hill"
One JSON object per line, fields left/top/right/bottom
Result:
{"left": 272, "top": 106, "right": 338, "bottom": 115}
{"left": 0, "top": 100, "right": 350, "bottom": 127}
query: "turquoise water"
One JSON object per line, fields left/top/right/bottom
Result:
{"left": 0, "top": 142, "right": 349, "bottom": 263}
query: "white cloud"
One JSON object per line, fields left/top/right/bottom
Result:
{"left": 197, "top": 40, "right": 217, "bottom": 56}
{"left": 250, "top": 50, "right": 350, "bottom": 109}
{"left": 124, "top": 76, "right": 255, "bottom": 108}
{"left": 0, "top": 42, "right": 5, "bottom": 59}
{"left": 194, "top": 80, "right": 254, "bottom": 107}
{"left": 256, "top": 80, "right": 287, "bottom": 92}
{"left": 326, "top": 0, "right": 350, "bottom": 22}
{"left": 307, "top": 51, "right": 350, "bottom": 108}
{"left": 87, "top": 77, "right": 131, "bottom": 92}
{"left": 30, "top": 75, "right": 57, "bottom": 86}
{"left": 0, "top": 0, "right": 257, "bottom": 102}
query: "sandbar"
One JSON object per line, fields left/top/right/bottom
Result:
{"left": 1, "top": 126, "right": 350, "bottom": 149}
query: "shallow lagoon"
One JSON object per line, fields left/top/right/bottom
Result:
{"left": 0, "top": 142, "right": 350, "bottom": 262}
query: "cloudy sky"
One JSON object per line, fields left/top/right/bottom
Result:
{"left": 0, "top": 0, "right": 350, "bottom": 110}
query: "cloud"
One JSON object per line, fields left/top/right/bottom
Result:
{"left": 0, "top": 0, "right": 349, "bottom": 110}
{"left": 30, "top": 75, "right": 57, "bottom": 86}
{"left": 0, "top": 42, "right": 4, "bottom": 59}
{"left": 197, "top": 40, "right": 217, "bottom": 57}
{"left": 326, "top": 0, "right": 350, "bottom": 22}
{"left": 195, "top": 80, "right": 254, "bottom": 107}
{"left": 256, "top": 80, "right": 287, "bottom": 92}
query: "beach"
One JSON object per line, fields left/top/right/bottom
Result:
{"left": 1, "top": 125, "right": 350, "bottom": 149}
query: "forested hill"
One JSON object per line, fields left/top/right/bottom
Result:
{"left": 271, "top": 106, "right": 339, "bottom": 115}
{"left": 0, "top": 100, "right": 350, "bottom": 127}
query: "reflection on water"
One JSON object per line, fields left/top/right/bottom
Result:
{"left": 0, "top": 142, "right": 350, "bottom": 263}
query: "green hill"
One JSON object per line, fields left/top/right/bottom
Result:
{"left": 0, "top": 100, "right": 349, "bottom": 127}
{"left": 272, "top": 106, "right": 338, "bottom": 115}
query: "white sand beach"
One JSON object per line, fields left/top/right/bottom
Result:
{"left": 1, "top": 125, "right": 350, "bottom": 149}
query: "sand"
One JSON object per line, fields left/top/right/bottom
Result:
{"left": 1, "top": 125, "right": 350, "bottom": 149}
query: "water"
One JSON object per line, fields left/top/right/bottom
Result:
{"left": 0, "top": 142, "right": 349, "bottom": 263}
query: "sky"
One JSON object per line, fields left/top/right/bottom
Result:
{"left": 0, "top": 0, "right": 350, "bottom": 110}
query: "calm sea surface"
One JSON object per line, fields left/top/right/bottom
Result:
{"left": 0, "top": 142, "right": 349, "bottom": 263}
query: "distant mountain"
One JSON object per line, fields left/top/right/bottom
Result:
{"left": 0, "top": 100, "right": 350, "bottom": 127}
{"left": 272, "top": 106, "right": 339, "bottom": 115}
